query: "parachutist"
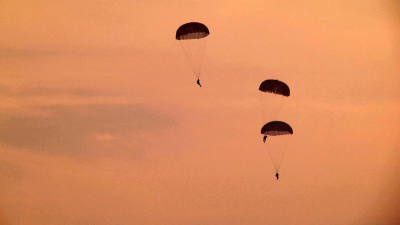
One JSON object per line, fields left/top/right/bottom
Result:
{"left": 261, "top": 121, "right": 293, "bottom": 178}
{"left": 263, "top": 135, "right": 267, "bottom": 143}
{"left": 197, "top": 79, "right": 202, "bottom": 87}
{"left": 177, "top": 23, "right": 209, "bottom": 80}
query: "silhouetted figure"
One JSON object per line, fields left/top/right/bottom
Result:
{"left": 197, "top": 79, "right": 202, "bottom": 87}
{"left": 276, "top": 173, "right": 279, "bottom": 180}
{"left": 263, "top": 135, "right": 267, "bottom": 143}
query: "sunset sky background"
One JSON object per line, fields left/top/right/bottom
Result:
{"left": 1, "top": 0, "right": 399, "bottom": 224}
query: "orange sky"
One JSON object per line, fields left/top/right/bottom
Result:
{"left": 1, "top": 0, "right": 399, "bottom": 224}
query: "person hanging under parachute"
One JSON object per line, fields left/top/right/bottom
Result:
{"left": 263, "top": 135, "right": 267, "bottom": 143}
{"left": 261, "top": 121, "right": 293, "bottom": 180}
{"left": 176, "top": 22, "right": 210, "bottom": 87}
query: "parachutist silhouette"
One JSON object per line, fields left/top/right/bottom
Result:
{"left": 276, "top": 173, "right": 279, "bottom": 180}
{"left": 263, "top": 135, "right": 267, "bottom": 143}
{"left": 176, "top": 23, "right": 209, "bottom": 80}
{"left": 197, "top": 79, "right": 202, "bottom": 87}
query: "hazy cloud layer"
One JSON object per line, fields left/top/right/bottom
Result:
{"left": 0, "top": 104, "right": 177, "bottom": 156}
{"left": 0, "top": 85, "right": 103, "bottom": 98}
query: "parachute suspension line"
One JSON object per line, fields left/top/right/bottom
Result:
{"left": 178, "top": 38, "right": 207, "bottom": 79}
{"left": 265, "top": 136, "right": 291, "bottom": 173}
{"left": 266, "top": 143, "right": 277, "bottom": 172}
{"left": 272, "top": 136, "right": 291, "bottom": 172}
{"left": 259, "top": 93, "right": 287, "bottom": 122}
{"left": 179, "top": 41, "right": 199, "bottom": 78}
{"left": 179, "top": 41, "right": 193, "bottom": 76}
{"left": 259, "top": 92, "right": 266, "bottom": 122}
{"left": 197, "top": 38, "right": 207, "bottom": 79}
{"left": 273, "top": 97, "right": 287, "bottom": 121}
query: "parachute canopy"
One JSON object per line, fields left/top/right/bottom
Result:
{"left": 176, "top": 22, "right": 210, "bottom": 40}
{"left": 259, "top": 80, "right": 290, "bottom": 97}
{"left": 261, "top": 121, "right": 293, "bottom": 136}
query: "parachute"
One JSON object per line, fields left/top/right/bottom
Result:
{"left": 259, "top": 80, "right": 290, "bottom": 97}
{"left": 176, "top": 22, "right": 210, "bottom": 79}
{"left": 258, "top": 79, "right": 290, "bottom": 122}
{"left": 261, "top": 121, "right": 293, "bottom": 136}
{"left": 261, "top": 121, "right": 293, "bottom": 173}
{"left": 176, "top": 22, "right": 210, "bottom": 40}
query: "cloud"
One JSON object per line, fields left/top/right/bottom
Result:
{"left": 0, "top": 47, "right": 56, "bottom": 57}
{"left": 94, "top": 133, "right": 119, "bottom": 141}
{"left": 0, "top": 85, "right": 104, "bottom": 98}
{"left": 0, "top": 104, "right": 178, "bottom": 156}
{"left": 18, "top": 87, "right": 102, "bottom": 97}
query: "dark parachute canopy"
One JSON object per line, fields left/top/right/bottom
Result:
{"left": 261, "top": 121, "right": 293, "bottom": 136}
{"left": 176, "top": 22, "right": 210, "bottom": 40}
{"left": 259, "top": 80, "right": 290, "bottom": 97}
